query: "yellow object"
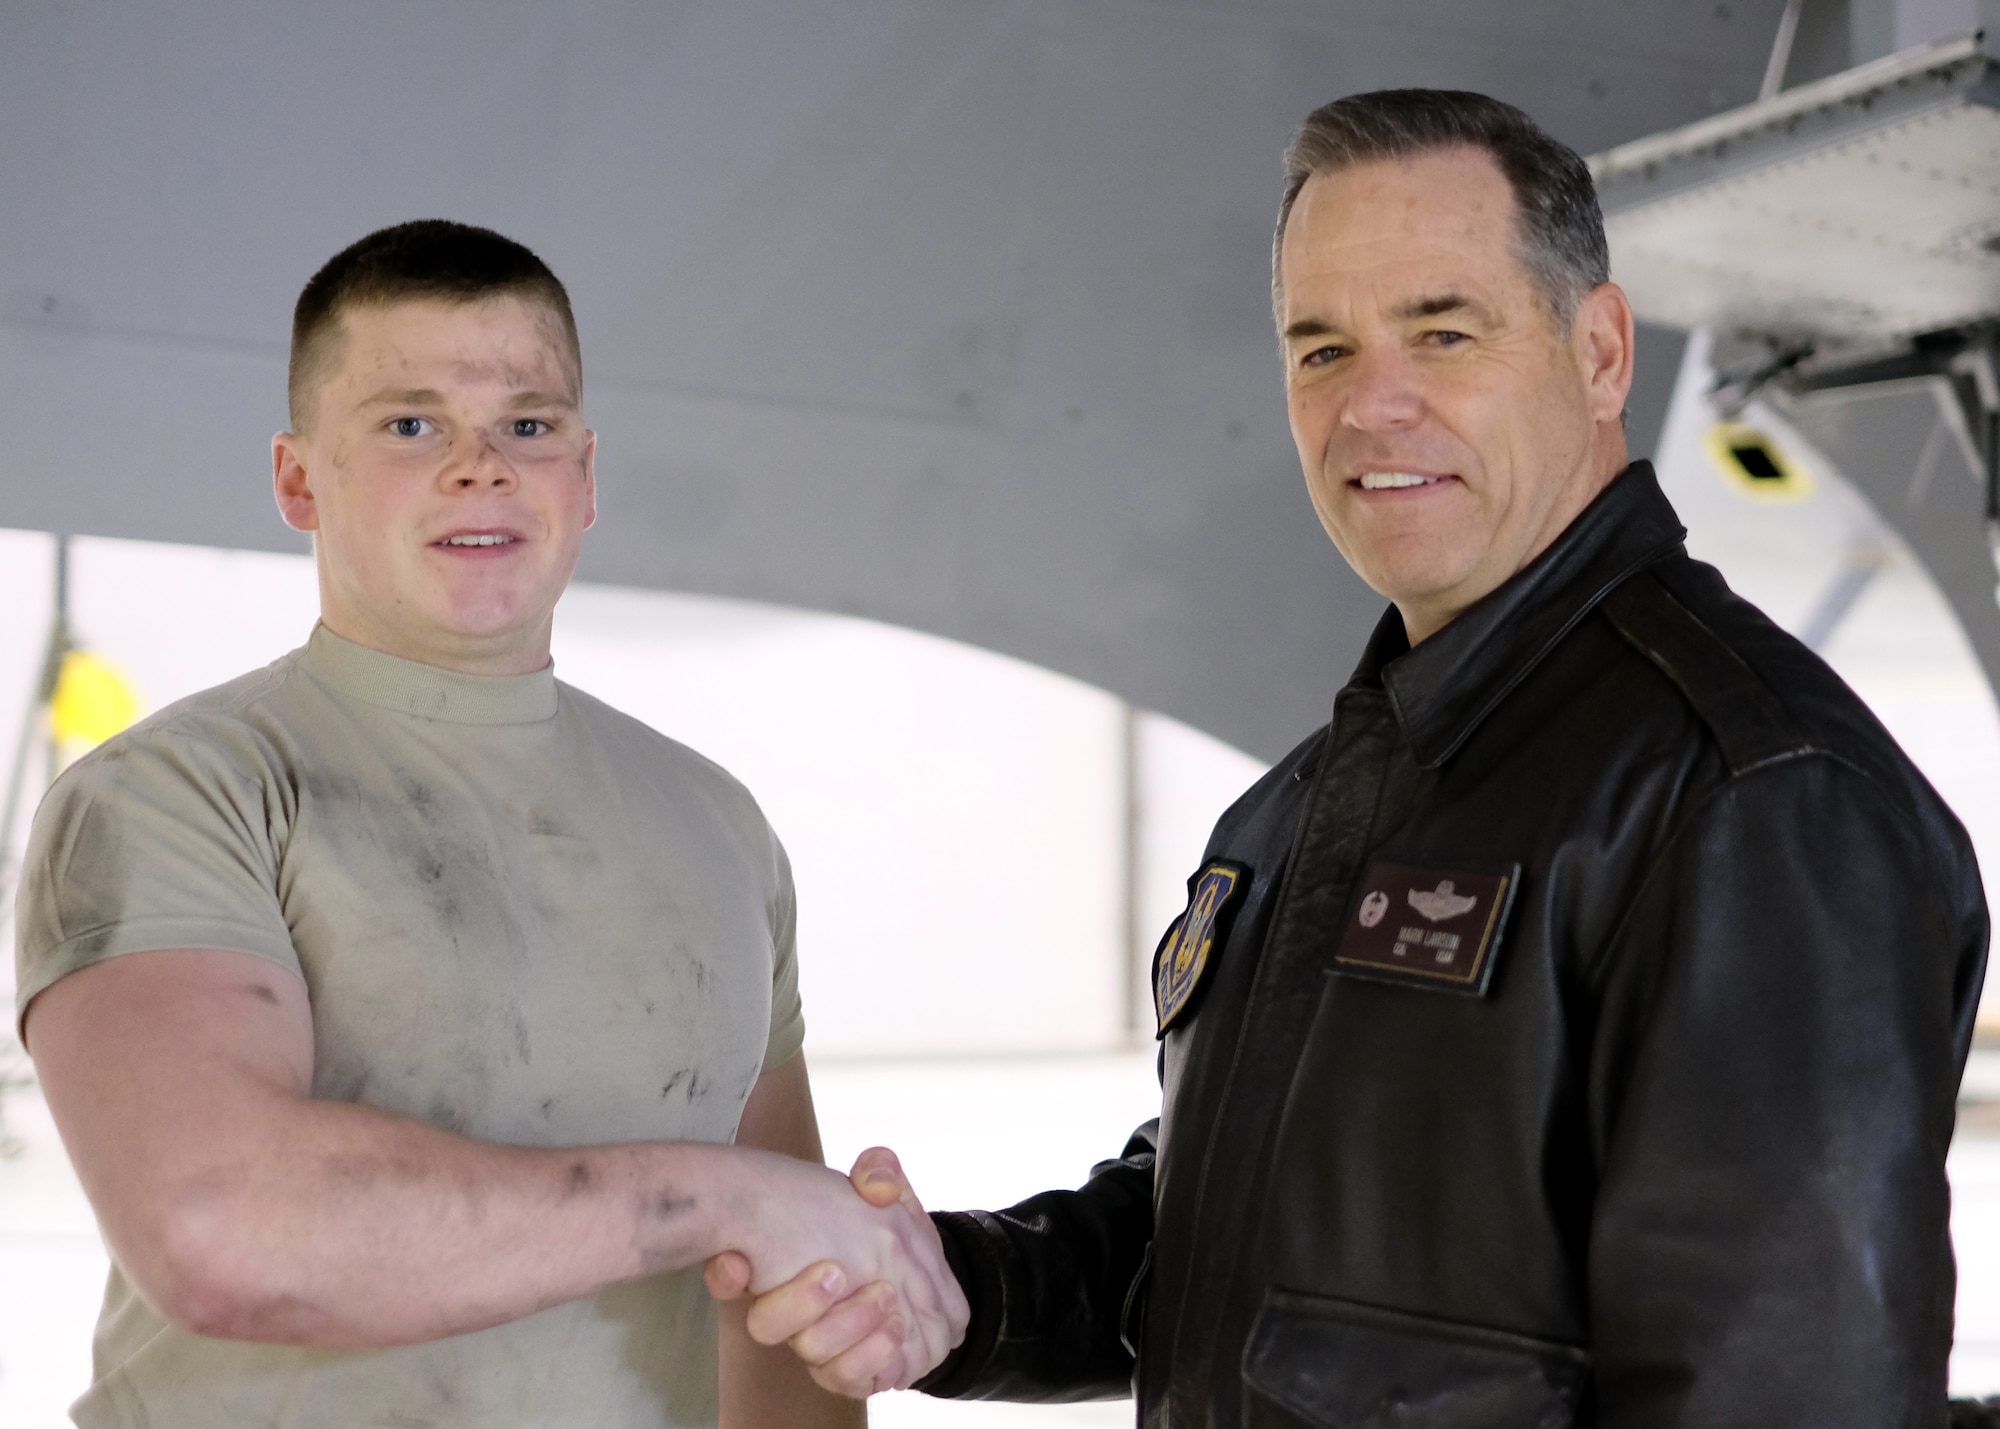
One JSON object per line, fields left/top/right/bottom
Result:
{"left": 1701, "top": 421, "right": 1812, "bottom": 503}
{"left": 50, "top": 650, "right": 142, "bottom": 745}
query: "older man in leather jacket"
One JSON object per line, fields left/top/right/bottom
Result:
{"left": 718, "top": 89, "right": 1991, "bottom": 1426}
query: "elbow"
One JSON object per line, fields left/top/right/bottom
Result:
{"left": 154, "top": 1273, "right": 260, "bottom": 1342}
{"left": 135, "top": 1199, "right": 302, "bottom": 1342}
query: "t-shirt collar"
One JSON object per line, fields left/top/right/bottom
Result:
{"left": 300, "top": 623, "right": 560, "bottom": 724}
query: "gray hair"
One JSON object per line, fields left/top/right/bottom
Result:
{"left": 1272, "top": 90, "right": 1609, "bottom": 328}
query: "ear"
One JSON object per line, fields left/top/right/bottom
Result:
{"left": 581, "top": 430, "right": 598, "bottom": 532}
{"left": 272, "top": 431, "right": 322, "bottom": 533}
{"left": 1575, "top": 281, "right": 1636, "bottom": 426}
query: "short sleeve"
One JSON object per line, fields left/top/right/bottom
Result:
{"left": 15, "top": 721, "right": 301, "bottom": 1035}
{"left": 761, "top": 832, "right": 806, "bottom": 1071}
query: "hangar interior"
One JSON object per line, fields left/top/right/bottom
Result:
{"left": 6, "top": 0, "right": 2000, "bottom": 1422}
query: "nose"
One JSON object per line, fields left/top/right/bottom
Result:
{"left": 1339, "top": 347, "right": 1425, "bottom": 432}
{"left": 442, "top": 433, "right": 518, "bottom": 491}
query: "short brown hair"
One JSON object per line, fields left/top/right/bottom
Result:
{"left": 288, "top": 220, "right": 581, "bottom": 432}
{"left": 1273, "top": 90, "right": 1609, "bottom": 326}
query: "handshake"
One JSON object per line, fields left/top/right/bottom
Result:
{"left": 702, "top": 1146, "right": 970, "bottom": 1398}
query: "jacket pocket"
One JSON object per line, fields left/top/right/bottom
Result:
{"left": 1241, "top": 1288, "right": 1588, "bottom": 1429}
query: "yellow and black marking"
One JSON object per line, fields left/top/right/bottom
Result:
{"left": 1702, "top": 421, "right": 1811, "bottom": 503}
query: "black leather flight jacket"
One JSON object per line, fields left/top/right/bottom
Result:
{"left": 917, "top": 463, "right": 1990, "bottom": 1427}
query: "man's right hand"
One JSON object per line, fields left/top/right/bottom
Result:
{"left": 706, "top": 1147, "right": 962, "bottom": 1396}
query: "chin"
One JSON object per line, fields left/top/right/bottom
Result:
{"left": 1358, "top": 552, "right": 1477, "bottom": 603}
{"left": 428, "top": 602, "right": 534, "bottom": 642}
{"left": 438, "top": 584, "right": 553, "bottom": 631}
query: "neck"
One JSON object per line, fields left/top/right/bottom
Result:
{"left": 316, "top": 609, "right": 554, "bottom": 677}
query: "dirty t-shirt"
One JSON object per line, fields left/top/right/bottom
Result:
{"left": 14, "top": 623, "right": 805, "bottom": 1429}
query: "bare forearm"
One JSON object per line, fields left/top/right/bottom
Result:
{"left": 118, "top": 1095, "right": 759, "bottom": 1347}
{"left": 31, "top": 957, "right": 958, "bottom": 1362}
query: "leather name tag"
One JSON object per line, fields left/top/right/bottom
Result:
{"left": 1333, "top": 859, "right": 1520, "bottom": 997}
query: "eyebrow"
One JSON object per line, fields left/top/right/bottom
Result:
{"left": 1392, "top": 292, "right": 1487, "bottom": 322}
{"left": 502, "top": 390, "right": 580, "bottom": 411}
{"left": 358, "top": 387, "right": 448, "bottom": 409}
{"left": 1282, "top": 292, "right": 1493, "bottom": 343}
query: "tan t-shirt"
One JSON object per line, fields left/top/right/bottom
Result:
{"left": 15, "top": 624, "right": 805, "bottom": 1429}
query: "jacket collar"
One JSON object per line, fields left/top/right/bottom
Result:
{"left": 1351, "top": 461, "right": 1687, "bottom": 769}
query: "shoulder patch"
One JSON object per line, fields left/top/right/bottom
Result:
{"left": 1599, "top": 569, "right": 1808, "bottom": 774}
{"left": 1154, "top": 861, "right": 1249, "bottom": 1037}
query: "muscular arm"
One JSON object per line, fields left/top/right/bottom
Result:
{"left": 720, "top": 1053, "right": 865, "bottom": 1429}
{"left": 23, "top": 947, "right": 957, "bottom": 1352}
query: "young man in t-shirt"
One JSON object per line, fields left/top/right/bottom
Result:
{"left": 12, "top": 220, "right": 965, "bottom": 1428}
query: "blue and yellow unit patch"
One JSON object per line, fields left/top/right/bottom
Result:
{"left": 1154, "top": 861, "right": 1248, "bottom": 1036}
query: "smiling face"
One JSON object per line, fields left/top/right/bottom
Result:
{"left": 1278, "top": 147, "right": 1634, "bottom": 643}
{"left": 272, "top": 296, "right": 596, "bottom": 675}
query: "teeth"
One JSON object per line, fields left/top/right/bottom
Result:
{"left": 1359, "top": 472, "right": 1437, "bottom": 490}
{"left": 444, "top": 534, "right": 513, "bottom": 546}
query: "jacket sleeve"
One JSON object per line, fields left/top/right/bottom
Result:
{"left": 914, "top": 1119, "right": 1157, "bottom": 1402}
{"left": 1584, "top": 754, "right": 1987, "bottom": 1426}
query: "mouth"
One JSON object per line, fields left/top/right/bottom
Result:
{"left": 433, "top": 530, "right": 522, "bottom": 549}
{"left": 1353, "top": 471, "right": 1454, "bottom": 492}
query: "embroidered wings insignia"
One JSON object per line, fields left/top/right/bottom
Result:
{"left": 1407, "top": 880, "right": 1477, "bottom": 922}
